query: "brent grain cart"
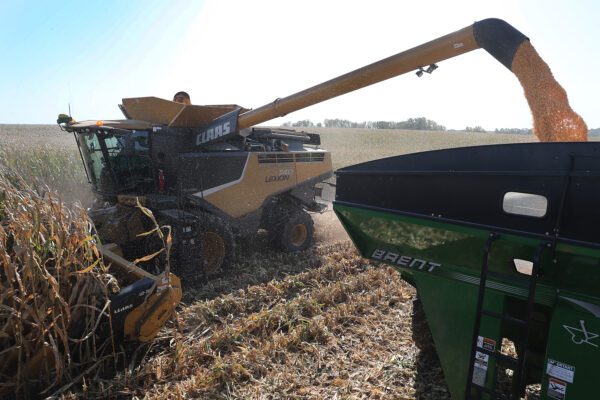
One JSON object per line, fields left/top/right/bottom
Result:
{"left": 333, "top": 19, "right": 596, "bottom": 400}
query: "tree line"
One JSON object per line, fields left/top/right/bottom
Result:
{"left": 280, "top": 119, "right": 600, "bottom": 135}
{"left": 494, "top": 128, "right": 533, "bottom": 134}
{"left": 282, "top": 117, "right": 446, "bottom": 131}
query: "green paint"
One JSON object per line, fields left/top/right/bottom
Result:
{"left": 334, "top": 202, "right": 600, "bottom": 399}
{"left": 541, "top": 295, "right": 600, "bottom": 399}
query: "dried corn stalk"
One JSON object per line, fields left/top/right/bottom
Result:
{"left": 0, "top": 165, "right": 118, "bottom": 396}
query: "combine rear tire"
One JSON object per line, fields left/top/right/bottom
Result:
{"left": 271, "top": 209, "right": 314, "bottom": 252}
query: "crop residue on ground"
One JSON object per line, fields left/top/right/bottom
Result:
{"left": 1, "top": 125, "right": 548, "bottom": 399}
{"left": 67, "top": 241, "right": 449, "bottom": 399}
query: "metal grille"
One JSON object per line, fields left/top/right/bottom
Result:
{"left": 295, "top": 153, "right": 325, "bottom": 163}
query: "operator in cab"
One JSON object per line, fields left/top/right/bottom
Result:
{"left": 173, "top": 91, "right": 191, "bottom": 105}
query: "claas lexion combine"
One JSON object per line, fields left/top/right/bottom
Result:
{"left": 57, "top": 18, "right": 596, "bottom": 399}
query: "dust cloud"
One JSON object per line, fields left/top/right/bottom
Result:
{"left": 312, "top": 205, "right": 350, "bottom": 245}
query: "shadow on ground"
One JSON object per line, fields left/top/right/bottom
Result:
{"left": 181, "top": 210, "right": 349, "bottom": 304}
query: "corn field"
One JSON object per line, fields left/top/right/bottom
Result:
{"left": 0, "top": 160, "right": 118, "bottom": 397}
{"left": 1, "top": 124, "right": 542, "bottom": 399}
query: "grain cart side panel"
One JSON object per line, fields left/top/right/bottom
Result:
{"left": 334, "top": 202, "right": 557, "bottom": 398}
{"left": 335, "top": 142, "right": 600, "bottom": 398}
{"left": 541, "top": 296, "right": 600, "bottom": 399}
{"left": 413, "top": 273, "right": 506, "bottom": 398}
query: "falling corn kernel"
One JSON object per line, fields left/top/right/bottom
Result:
{"left": 511, "top": 41, "right": 587, "bottom": 142}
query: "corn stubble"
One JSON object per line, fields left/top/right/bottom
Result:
{"left": 0, "top": 167, "right": 118, "bottom": 397}
{"left": 0, "top": 147, "right": 447, "bottom": 399}
{"left": 57, "top": 242, "right": 451, "bottom": 399}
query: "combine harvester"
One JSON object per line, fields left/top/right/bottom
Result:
{"left": 57, "top": 17, "right": 593, "bottom": 399}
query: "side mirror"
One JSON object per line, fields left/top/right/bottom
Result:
{"left": 57, "top": 113, "right": 73, "bottom": 125}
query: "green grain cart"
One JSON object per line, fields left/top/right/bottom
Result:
{"left": 335, "top": 142, "right": 600, "bottom": 399}
{"left": 323, "top": 19, "right": 598, "bottom": 400}
{"left": 228, "top": 16, "right": 598, "bottom": 397}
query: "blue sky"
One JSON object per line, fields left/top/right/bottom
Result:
{"left": 0, "top": 0, "right": 203, "bottom": 122}
{"left": 1, "top": 0, "right": 599, "bottom": 130}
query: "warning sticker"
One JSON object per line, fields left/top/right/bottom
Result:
{"left": 472, "top": 351, "right": 489, "bottom": 386}
{"left": 477, "top": 336, "right": 497, "bottom": 352}
{"left": 546, "top": 359, "right": 575, "bottom": 383}
{"left": 547, "top": 377, "right": 567, "bottom": 400}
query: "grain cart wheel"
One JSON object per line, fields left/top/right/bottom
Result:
{"left": 272, "top": 209, "right": 314, "bottom": 252}
{"left": 197, "top": 214, "right": 235, "bottom": 276}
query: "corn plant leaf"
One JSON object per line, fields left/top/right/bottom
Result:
{"left": 133, "top": 248, "right": 164, "bottom": 264}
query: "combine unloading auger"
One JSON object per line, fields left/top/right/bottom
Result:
{"left": 117, "top": 19, "right": 581, "bottom": 151}
{"left": 233, "top": 18, "right": 586, "bottom": 141}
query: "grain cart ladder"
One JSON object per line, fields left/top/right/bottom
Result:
{"left": 465, "top": 236, "right": 550, "bottom": 399}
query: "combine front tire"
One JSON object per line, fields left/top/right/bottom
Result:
{"left": 272, "top": 209, "right": 314, "bottom": 252}
{"left": 178, "top": 214, "right": 235, "bottom": 279}
{"left": 198, "top": 216, "right": 235, "bottom": 276}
